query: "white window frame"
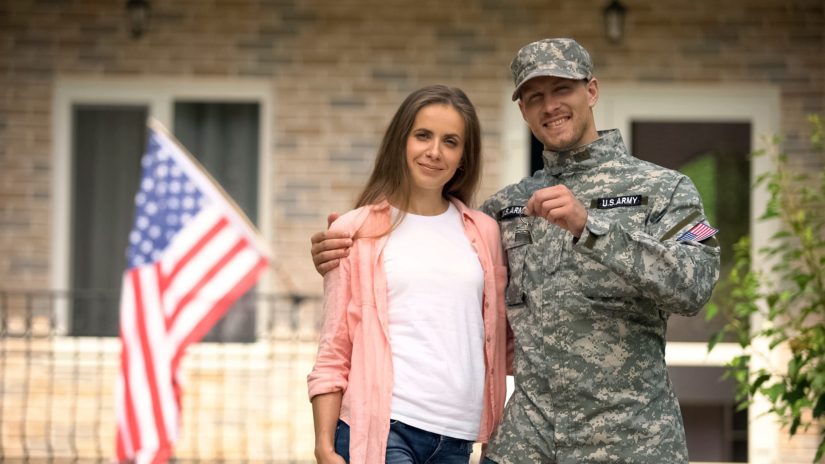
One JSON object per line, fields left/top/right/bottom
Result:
{"left": 51, "top": 77, "right": 274, "bottom": 336}
{"left": 502, "top": 82, "right": 782, "bottom": 464}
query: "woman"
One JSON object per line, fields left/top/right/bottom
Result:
{"left": 307, "top": 85, "right": 509, "bottom": 464}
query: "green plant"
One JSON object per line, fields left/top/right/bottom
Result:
{"left": 708, "top": 114, "right": 825, "bottom": 462}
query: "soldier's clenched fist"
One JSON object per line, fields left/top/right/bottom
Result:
{"left": 524, "top": 185, "right": 588, "bottom": 237}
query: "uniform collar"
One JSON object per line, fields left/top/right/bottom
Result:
{"left": 541, "top": 129, "right": 626, "bottom": 177}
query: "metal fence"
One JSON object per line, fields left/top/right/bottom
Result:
{"left": 0, "top": 290, "right": 325, "bottom": 463}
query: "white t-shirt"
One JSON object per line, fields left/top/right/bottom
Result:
{"left": 383, "top": 203, "right": 486, "bottom": 440}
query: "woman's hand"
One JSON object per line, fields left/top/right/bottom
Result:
{"left": 311, "top": 392, "right": 345, "bottom": 464}
{"left": 314, "top": 448, "right": 346, "bottom": 464}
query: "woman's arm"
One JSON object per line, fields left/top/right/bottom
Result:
{"left": 307, "top": 228, "right": 354, "bottom": 463}
{"left": 311, "top": 391, "right": 346, "bottom": 464}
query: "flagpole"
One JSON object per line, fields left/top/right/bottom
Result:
{"left": 145, "top": 118, "right": 302, "bottom": 294}
{"left": 146, "top": 118, "right": 270, "bottom": 254}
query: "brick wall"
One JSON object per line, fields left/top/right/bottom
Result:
{"left": 2, "top": 0, "right": 824, "bottom": 461}
{"left": 1, "top": 0, "right": 824, "bottom": 292}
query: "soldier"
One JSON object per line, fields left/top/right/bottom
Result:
{"left": 311, "top": 38, "right": 721, "bottom": 464}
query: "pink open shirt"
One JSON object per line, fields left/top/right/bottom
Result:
{"left": 307, "top": 198, "right": 512, "bottom": 464}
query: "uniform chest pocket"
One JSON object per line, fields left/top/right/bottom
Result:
{"left": 502, "top": 220, "right": 530, "bottom": 306}
{"left": 576, "top": 201, "right": 649, "bottom": 299}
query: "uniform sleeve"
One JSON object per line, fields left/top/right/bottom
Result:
{"left": 307, "top": 253, "right": 353, "bottom": 400}
{"left": 480, "top": 196, "right": 499, "bottom": 220}
{"left": 480, "top": 181, "right": 529, "bottom": 221}
{"left": 573, "top": 175, "right": 720, "bottom": 316}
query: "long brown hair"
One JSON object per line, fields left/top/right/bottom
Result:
{"left": 355, "top": 85, "right": 482, "bottom": 213}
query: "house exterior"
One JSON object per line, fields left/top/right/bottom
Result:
{"left": 1, "top": 0, "right": 823, "bottom": 462}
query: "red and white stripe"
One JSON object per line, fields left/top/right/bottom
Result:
{"left": 686, "top": 222, "right": 718, "bottom": 242}
{"left": 116, "top": 205, "right": 267, "bottom": 463}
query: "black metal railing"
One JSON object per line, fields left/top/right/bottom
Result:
{"left": 0, "top": 289, "right": 324, "bottom": 463}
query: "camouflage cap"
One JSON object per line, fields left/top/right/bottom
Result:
{"left": 510, "top": 38, "right": 593, "bottom": 101}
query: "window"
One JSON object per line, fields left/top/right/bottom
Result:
{"left": 632, "top": 120, "right": 751, "bottom": 462}
{"left": 526, "top": 119, "right": 752, "bottom": 462}
{"left": 173, "top": 101, "right": 261, "bottom": 342}
{"left": 54, "top": 79, "right": 271, "bottom": 341}
{"left": 671, "top": 366, "right": 748, "bottom": 462}
{"left": 530, "top": 133, "right": 543, "bottom": 174}
{"left": 631, "top": 121, "right": 751, "bottom": 343}
{"left": 71, "top": 105, "right": 147, "bottom": 336}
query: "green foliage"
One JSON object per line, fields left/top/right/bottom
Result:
{"left": 680, "top": 154, "right": 718, "bottom": 227}
{"left": 709, "top": 114, "right": 825, "bottom": 462}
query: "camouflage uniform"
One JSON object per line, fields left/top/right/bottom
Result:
{"left": 480, "top": 129, "right": 721, "bottom": 463}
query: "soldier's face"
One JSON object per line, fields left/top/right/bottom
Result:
{"left": 518, "top": 76, "right": 599, "bottom": 152}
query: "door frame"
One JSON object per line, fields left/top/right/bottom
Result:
{"left": 502, "top": 82, "right": 782, "bottom": 464}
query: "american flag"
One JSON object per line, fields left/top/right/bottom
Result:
{"left": 115, "top": 120, "right": 269, "bottom": 463}
{"left": 677, "top": 221, "right": 719, "bottom": 242}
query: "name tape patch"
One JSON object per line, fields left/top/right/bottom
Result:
{"left": 591, "top": 195, "right": 647, "bottom": 209}
{"left": 499, "top": 205, "right": 527, "bottom": 220}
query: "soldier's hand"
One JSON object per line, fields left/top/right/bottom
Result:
{"left": 525, "top": 185, "right": 588, "bottom": 237}
{"left": 310, "top": 213, "right": 352, "bottom": 276}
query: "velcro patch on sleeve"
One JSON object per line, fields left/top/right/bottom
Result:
{"left": 677, "top": 221, "right": 719, "bottom": 242}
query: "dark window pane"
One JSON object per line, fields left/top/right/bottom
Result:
{"left": 632, "top": 121, "right": 751, "bottom": 342}
{"left": 530, "top": 132, "right": 543, "bottom": 174}
{"left": 173, "top": 102, "right": 259, "bottom": 223}
{"left": 173, "top": 101, "right": 261, "bottom": 342}
{"left": 71, "top": 105, "right": 147, "bottom": 336}
{"left": 671, "top": 366, "right": 747, "bottom": 462}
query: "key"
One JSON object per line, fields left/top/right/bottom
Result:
{"left": 515, "top": 228, "right": 532, "bottom": 244}
{"left": 515, "top": 213, "right": 533, "bottom": 244}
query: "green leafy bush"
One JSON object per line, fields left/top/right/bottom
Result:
{"left": 708, "top": 114, "right": 825, "bottom": 462}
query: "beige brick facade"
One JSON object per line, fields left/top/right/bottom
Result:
{"left": 2, "top": 0, "right": 824, "bottom": 462}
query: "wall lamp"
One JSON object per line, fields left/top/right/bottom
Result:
{"left": 126, "top": 0, "right": 150, "bottom": 39}
{"left": 603, "top": 0, "right": 627, "bottom": 44}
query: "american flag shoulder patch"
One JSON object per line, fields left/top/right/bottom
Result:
{"left": 677, "top": 221, "right": 719, "bottom": 242}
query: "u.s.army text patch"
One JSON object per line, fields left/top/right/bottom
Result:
{"left": 591, "top": 195, "right": 647, "bottom": 209}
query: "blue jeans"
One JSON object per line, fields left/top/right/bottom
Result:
{"left": 334, "top": 419, "right": 474, "bottom": 463}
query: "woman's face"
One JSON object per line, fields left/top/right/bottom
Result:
{"left": 405, "top": 103, "right": 466, "bottom": 198}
